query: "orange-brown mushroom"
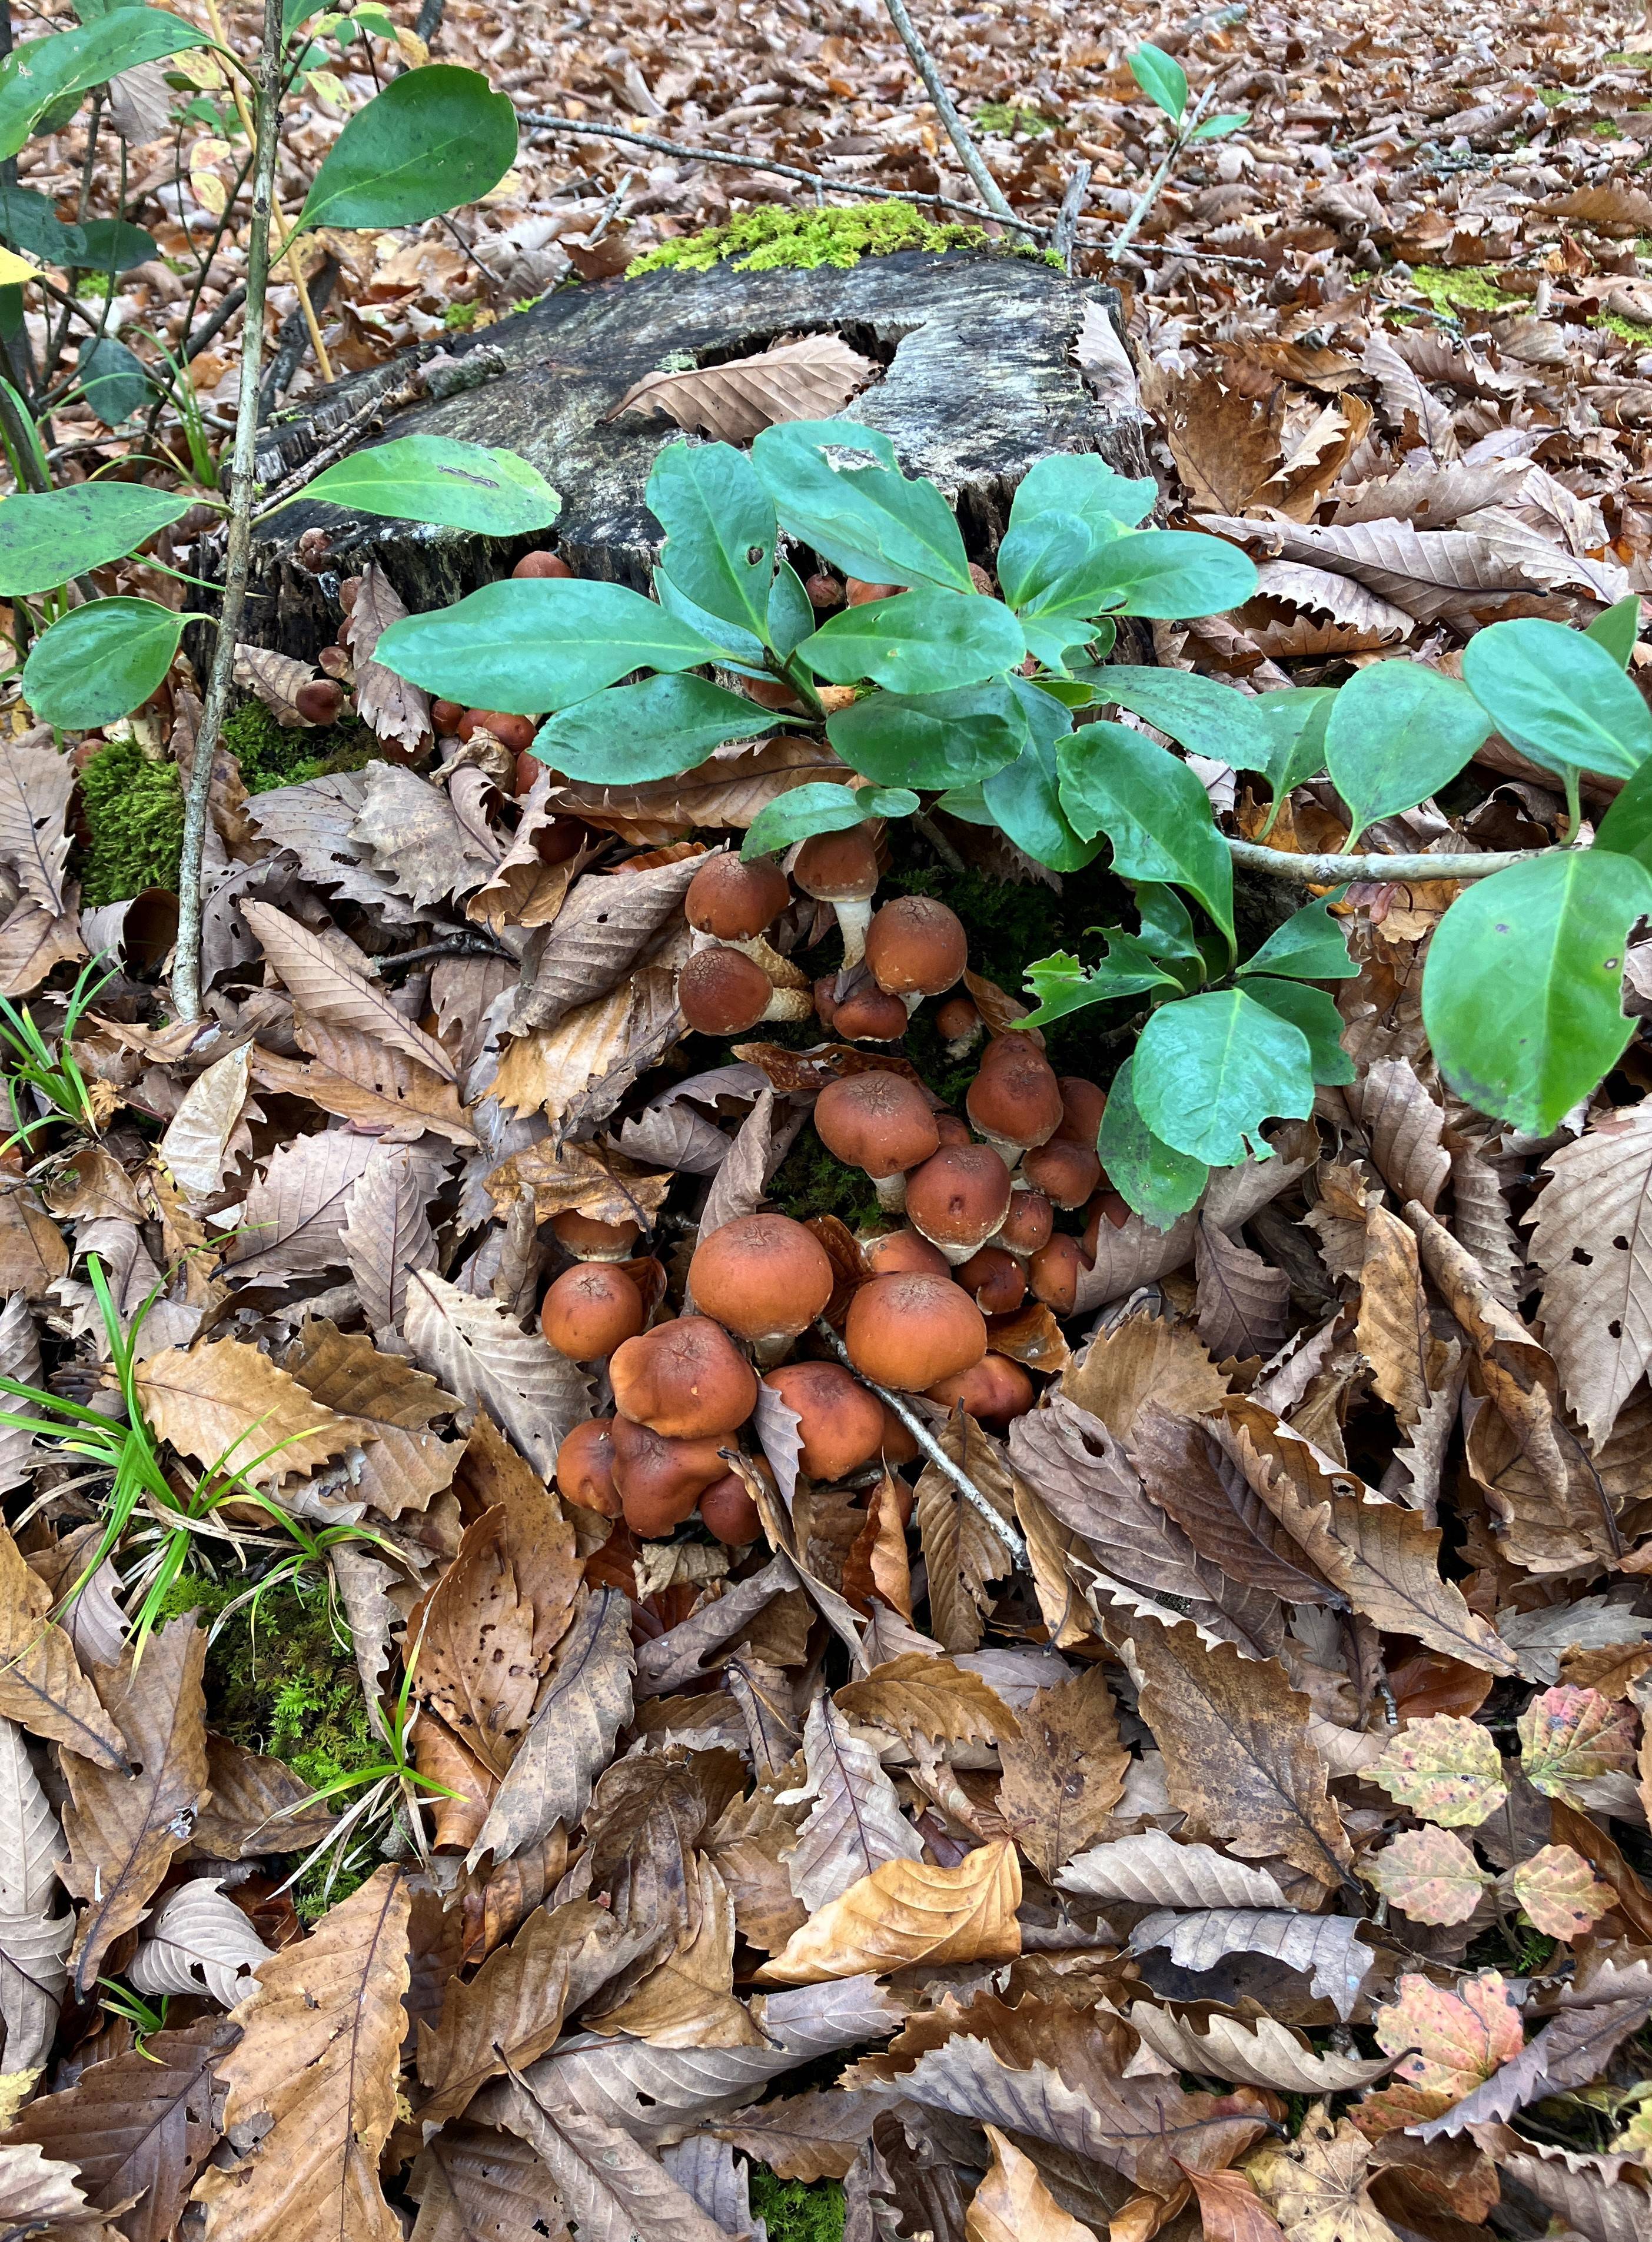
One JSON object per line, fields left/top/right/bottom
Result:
{"left": 865, "top": 896, "right": 968, "bottom": 1006}
{"left": 512, "top": 550, "right": 574, "bottom": 578}
{"left": 956, "top": 1243, "right": 1027, "bottom": 1316}
{"left": 689, "top": 1213, "right": 833, "bottom": 1360}
{"left": 555, "top": 1416, "right": 621, "bottom": 1516}
{"left": 1022, "top": 1136, "right": 1103, "bottom": 1210}
{"left": 1029, "top": 1233, "right": 1086, "bottom": 1315}
{"left": 762, "top": 1360, "right": 888, "bottom": 1480}
{"left": 610, "top": 1316, "right": 758, "bottom": 1438}
{"left": 994, "top": 1185, "right": 1055, "bottom": 1258}
{"left": 904, "top": 1142, "right": 1012, "bottom": 1265}
{"left": 858, "top": 1226, "right": 952, "bottom": 1280}
{"left": 815, "top": 1070, "right": 940, "bottom": 1212}
{"left": 1056, "top": 1075, "right": 1108, "bottom": 1148}
{"left": 793, "top": 825, "right": 880, "bottom": 968}
{"left": 845, "top": 1272, "right": 987, "bottom": 1391}
{"left": 700, "top": 1471, "right": 764, "bottom": 1545}
{"left": 551, "top": 1209, "right": 642, "bottom": 1262}
{"left": 832, "top": 985, "right": 909, "bottom": 1043}
{"left": 935, "top": 993, "right": 983, "bottom": 1059}
{"left": 686, "top": 853, "right": 791, "bottom": 950}
{"left": 926, "top": 1352, "right": 1036, "bottom": 1432}
{"left": 966, "top": 1033, "right": 1064, "bottom": 1168}
{"left": 610, "top": 1416, "right": 729, "bottom": 1535}
{"left": 679, "top": 944, "right": 814, "bottom": 1034}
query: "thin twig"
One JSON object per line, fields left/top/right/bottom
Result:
{"left": 1226, "top": 836, "right": 1565, "bottom": 883}
{"left": 814, "top": 1316, "right": 1028, "bottom": 1565}
{"left": 518, "top": 112, "right": 1046, "bottom": 234}
{"left": 1052, "top": 159, "right": 1092, "bottom": 273}
{"left": 878, "top": 0, "right": 1015, "bottom": 223}
{"left": 378, "top": 936, "right": 513, "bottom": 974}
{"left": 174, "top": 0, "right": 283, "bottom": 1025}
{"left": 1114, "top": 81, "right": 1216, "bottom": 256}
{"left": 180, "top": 281, "right": 247, "bottom": 364}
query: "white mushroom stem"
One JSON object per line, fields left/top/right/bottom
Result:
{"left": 815, "top": 1316, "right": 1026, "bottom": 1565}
{"left": 978, "top": 1131, "right": 1027, "bottom": 1177}
{"left": 870, "top": 1168, "right": 909, "bottom": 1212}
{"left": 760, "top": 987, "right": 816, "bottom": 1024}
{"left": 834, "top": 896, "right": 873, "bottom": 969}
{"left": 689, "top": 927, "right": 773, "bottom": 962}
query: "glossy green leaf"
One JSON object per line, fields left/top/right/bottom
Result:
{"left": 1240, "top": 893, "right": 1355, "bottom": 981}
{"left": 753, "top": 417, "right": 973, "bottom": 593}
{"left": 1057, "top": 718, "right": 1235, "bottom": 948}
{"left": 800, "top": 586, "right": 1025, "bottom": 694}
{"left": 288, "top": 433, "right": 559, "bottom": 535}
{"left": 298, "top": 65, "right": 518, "bottom": 231}
{"left": 1082, "top": 664, "right": 1276, "bottom": 771}
{"left": 1098, "top": 1055, "right": 1209, "bottom": 1229}
{"left": 1240, "top": 976, "right": 1355, "bottom": 1085}
{"left": 980, "top": 681, "right": 1098, "bottom": 871}
{"left": 373, "top": 578, "right": 719, "bottom": 716}
{"left": 1022, "top": 942, "right": 1182, "bottom": 1026}
{"left": 741, "top": 781, "right": 918, "bottom": 860}
{"left": 1134, "top": 986, "right": 1317, "bottom": 1167}
{"left": 767, "top": 562, "right": 815, "bottom": 660}
{"left": 0, "top": 483, "right": 191, "bottom": 596}
{"left": 646, "top": 440, "right": 776, "bottom": 647}
{"left": 1009, "top": 453, "right": 1155, "bottom": 539}
{"left": 827, "top": 680, "right": 1028, "bottom": 787}
{"left": 1251, "top": 685, "right": 1335, "bottom": 810}
{"left": 1189, "top": 112, "right": 1249, "bottom": 139}
{"left": 1594, "top": 759, "right": 1652, "bottom": 871}
{"left": 1086, "top": 528, "right": 1258, "bottom": 618}
{"left": 0, "top": 184, "right": 154, "bottom": 269}
{"left": 0, "top": 11, "right": 213, "bottom": 160}
{"left": 1462, "top": 617, "right": 1652, "bottom": 781}
{"left": 654, "top": 566, "right": 766, "bottom": 671}
{"left": 1129, "top": 40, "right": 1188, "bottom": 119}
{"left": 1586, "top": 593, "right": 1640, "bottom": 667}
{"left": 22, "top": 597, "right": 186, "bottom": 727}
{"left": 1324, "top": 659, "right": 1491, "bottom": 841}
{"left": 996, "top": 509, "right": 1099, "bottom": 612}
{"left": 531, "top": 674, "right": 775, "bottom": 784}
{"left": 77, "top": 334, "right": 151, "bottom": 424}
{"left": 1421, "top": 850, "right": 1652, "bottom": 1134}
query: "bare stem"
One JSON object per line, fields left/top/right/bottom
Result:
{"left": 1113, "top": 84, "right": 1215, "bottom": 257}
{"left": 1052, "top": 159, "right": 1092, "bottom": 272}
{"left": 879, "top": 0, "right": 1015, "bottom": 224}
{"left": 172, "top": 0, "right": 283, "bottom": 1024}
{"left": 813, "top": 1316, "right": 1027, "bottom": 1565}
{"left": 1227, "top": 837, "right": 1568, "bottom": 883}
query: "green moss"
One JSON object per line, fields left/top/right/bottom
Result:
{"left": 77, "top": 735, "right": 186, "bottom": 907}
{"left": 1538, "top": 86, "right": 1577, "bottom": 105}
{"left": 1405, "top": 265, "right": 1521, "bottom": 315}
{"left": 1596, "top": 310, "right": 1652, "bottom": 344}
{"left": 769, "top": 1123, "right": 880, "bottom": 1229}
{"left": 973, "top": 101, "right": 1059, "bottom": 135}
{"left": 221, "top": 694, "right": 378, "bottom": 794}
{"left": 750, "top": 2171, "right": 845, "bottom": 2242}
{"left": 442, "top": 299, "right": 481, "bottom": 330}
{"left": 627, "top": 200, "right": 1038, "bottom": 276}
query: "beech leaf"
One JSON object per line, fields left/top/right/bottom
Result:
{"left": 754, "top": 1839, "right": 1023, "bottom": 1986}
{"left": 1367, "top": 1827, "right": 1491, "bottom": 1925}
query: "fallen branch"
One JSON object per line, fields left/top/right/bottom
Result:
{"left": 814, "top": 1316, "right": 1028, "bottom": 1565}
{"left": 1052, "top": 160, "right": 1092, "bottom": 272}
{"left": 1227, "top": 836, "right": 1565, "bottom": 883}
{"left": 878, "top": 0, "right": 1016, "bottom": 224}
{"left": 173, "top": 0, "right": 282, "bottom": 1024}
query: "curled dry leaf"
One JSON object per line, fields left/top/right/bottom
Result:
{"left": 1128, "top": 2008, "right": 1391, "bottom": 2095}
{"left": 967, "top": 2125, "right": 1095, "bottom": 2242}
{"left": 606, "top": 332, "right": 876, "bottom": 442}
{"left": 133, "top": 1336, "right": 368, "bottom": 1491}
{"left": 129, "top": 1876, "right": 274, "bottom": 2008}
{"left": 755, "top": 1839, "right": 1022, "bottom": 1986}
{"left": 0, "top": 1524, "right": 124, "bottom": 1768}
{"left": 1059, "top": 1831, "right": 1288, "bottom": 1910}
{"left": 780, "top": 1694, "right": 923, "bottom": 1912}
{"left": 1131, "top": 1910, "right": 1376, "bottom": 2021}
{"left": 344, "top": 561, "right": 432, "bottom": 756}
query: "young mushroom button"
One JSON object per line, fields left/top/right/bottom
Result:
{"left": 904, "top": 1142, "right": 1013, "bottom": 1265}
{"left": 685, "top": 853, "right": 792, "bottom": 953}
{"left": 688, "top": 1213, "right": 834, "bottom": 1364}
{"left": 793, "top": 825, "right": 880, "bottom": 969}
{"left": 609, "top": 1316, "right": 758, "bottom": 1438}
{"left": 845, "top": 1271, "right": 987, "bottom": 1392}
{"left": 679, "top": 945, "right": 814, "bottom": 1035}
{"left": 813, "top": 1072, "right": 940, "bottom": 1213}
{"left": 865, "top": 896, "right": 968, "bottom": 1009}
{"left": 966, "top": 1034, "right": 1065, "bottom": 1169}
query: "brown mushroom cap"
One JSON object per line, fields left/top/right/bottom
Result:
{"left": 879, "top": 1403, "right": 921, "bottom": 1466}
{"left": 763, "top": 1360, "right": 887, "bottom": 1479}
{"left": 689, "top": 1213, "right": 833, "bottom": 1346}
{"left": 935, "top": 993, "right": 983, "bottom": 1056}
{"left": 845, "top": 1272, "right": 987, "bottom": 1391}
{"left": 1022, "top": 1137, "right": 1103, "bottom": 1210}
{"left": 540, "top": 1263, "right": 646, "bottom": 1360}
{"left": 815, "top": 1070, "right": 939, "bottom": 1183}
{"left": 610, "top": 1316, "right": 758, "bottom": 1438}
{"left": 926, "top": 1352, "right": 1036, "bottom": 1432}
{"left": 1056, "top": 1075, "right": 1108, "bottom": 1148}
{"left": 686, "top": 853, "right": 791, "bottom": 943}
{"left": 966, "top": 1033, "right": 1065, "bottom": 1153}
{"left": 956, "top": 1243, "right": 1027, "bottom": 1316}
{"left": 858, "top": 1226, "right": 952, "bottom": 1280}
{"left": 679, "top": 944, "right": 779, "bottom": 1035}
{"left": 904, "top": 1142, "right": 1013, "bottom": 1263}
{"left": 865, "top": 896, "right": 968, "bottom": 999}
{"left": 793, "top": 826, "right": 879, "bottom": 903}
{"left": 832, "top": 987, "right": 909, "bottom": 1043}
{"left": 700, "top": 1471, "right": 764, "bottom": 1545}
{"left": 551, "top": 1209, "right": 642, "bottom": 1261}
{"left": 610, "top": 1416, "right": 729, "bottom": 1535}
{"left": 555, "top": 1416, "right": 621, "bottom": 1516}
{"left": 933, "top": 1112, "right": 973, "bottom": 1147}
{"left": 996, "top": 1186, "right": 1054, "bottom": 1257}
{"left": 1029, "top": 1233, "right": 1085, "bottom": 1315}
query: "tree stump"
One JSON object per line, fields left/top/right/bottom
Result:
{"left": 244, "top": 248, "right": 1152, "bottom": 660}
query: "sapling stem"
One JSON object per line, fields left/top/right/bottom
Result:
{"left": 813, "top": 1315, "right": 1028, "bottom": 1565}
{"left": 1564, "top": 767, "right": 1584, "bottom": 843}
{"left": 878, "top": 0, "right": 1016, "bottom": 225}
{"left": 172, "top": 0, "right": 283, "bottom": 1025}
{"left": 1113, "top": 82, "right": 1216, "bottom": 257}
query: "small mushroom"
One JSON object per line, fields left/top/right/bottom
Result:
{"left": 814, "top": 1071, "right": 940, "bottom": 1212}
{"left": 610, "top": 1417, "right": 729, "bottom": 1536}
{"left": 956, "top": 1243, "right": 1026, "bottom": 1316}
{"left": 793, "top": 826, "right": 880, "bottom": 970}
{"left": 865, "top": 896, "right": 968, "bottom": 1010}
{"left": 689, "top": 1212, "right": 834, "bottom": 1363}
{"left": 1029, "top": 1233, "right": 1086, "bottom": 1315}
{"left": 700, "top": 1471, "right": 764, "bottom": 1545}
{"left": 551, "top": 1209, "right": 642, "bottom": 1262}
{"left": 762, "top": 1360, "right": 888, "bottom": 1480}
{"left": 540, "top": 1263, "right": 646, "bottom": 1360}
{"left": 993, "top": 1185, "right": 1054, "bottom": 1259}
{"left": 458, "top": 708, "right": 537, "bottom": 752}
{"left": 679, "top": 944, "right": 815, "bottom": 1034}
{"left": 555, "top": 1416, "right": 621, "bottom": 1516}
{"left": 685, "top": 853, "right": 792, "bottom": 955}
{"left": 1022, "top": 1136, "right": 1103, "bottom": 1210}
{"left": 904, "top": 1142, "right": 1013, "bottom": 1266}
{"left": 513, "top": 550, "right": 574, "bottom": 578}
{"left": 966, "top": 1033, "right": 1064, "bottom": 1170}
{"left": 610, "top": 1315, "right": 758, "bottom": 1439}
{"left": 845, "top": 1271, "right": 987, "bottom": 1392}
{"left": 926, "top": 1352, "right": 1036, "bottom": 1432}
{"left": 1056, "top": 1075, "right": 1108, "bottom": 1148}
{"left": 933, "top": 1112, "right": 973, "bottom": 1147}
{"left": 858, "top": 1226, "right": 952, "bottom": 1280}
{"left": 935, "top": 993, "right": 983, "bottom": 1059}
{"left": 832, "top": 985, "right": 909, "bottom": 1043}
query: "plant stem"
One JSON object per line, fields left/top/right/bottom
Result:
{"left": 879, "top": 0, "right": 1016, "bottom": 224}
{"left": 1113, "top": 83, "right": 1215, "bottom": 257}
{"left": 173, "top": 0, "right": 284, "bottom": 1026}
{"left": 1564, "top": 765, "right": 1584, "bottom": 843}
{"left": 1052, "top": 159, "right": 1092, "bottom": 272}
{"left": 1227, "top": 836, "right": 1568, "bottom": 883}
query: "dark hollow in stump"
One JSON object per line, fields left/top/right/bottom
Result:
{"left": 244, "top": 248, "right": 1154, "bottom": 661}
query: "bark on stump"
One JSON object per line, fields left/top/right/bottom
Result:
{"left": 244, "top": 248, "right": 1153, "bottom": 660}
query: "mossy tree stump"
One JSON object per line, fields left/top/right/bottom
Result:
{"left": 244, "top": 247, "right": 1152, "bottom": 661}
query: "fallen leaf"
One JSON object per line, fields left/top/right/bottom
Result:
{"left": 1131, "top": 1910, "right": 1374, "bottom": 2021}
{"left": 1367, "top": 1714, "right": 1507, "bottom": 1826}
{"left": 403, "top": 1269, "right": 589, "bottom": 1480}
{"left": 995, "top": 1664, "right": 1128, "bottom": 1878}
{"left": 755, "top": 1839, "right": 1022, "bottom": 1985}
{"left": 1358, "top": 1971, "right": 1524, "bottom": 2135}
{"left": 1517, "top": 1685, "right": 1636, "bottom": 1803}
{"left": 134, "top": 1337, "right": 367, "bottom": 1490}
{"left": 1367, "top": 1827, "right": 1490, "bottom": 1925}
{"left": 1132, "top": 2008, "right": 1390, "bottom": 2094}
{"left": 780, "top": 1694, "right": 923, "bottom": 1911}
{"left": 344, "top": 561, "right": 432, "bottom": 756}
{"left": 0, "top": 1525, "right": 124, "bottom": 1768}
{"left": 242, "top": 901, "right": 456, "bottom": 1081}
{"left": 967, "top": 2125, "right": 1095, "bottom": 2242}
{"left": 129, "top": 1876, "right": 274, "bottom": 2007}
{"left": 606, "top": 332, "right": 876, "bottom": 442}
{"left": 1511, "top": 1843, "right": 1615, "bottom": 1940}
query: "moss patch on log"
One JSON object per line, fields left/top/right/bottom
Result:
{"left": 221, "top": 694, "right": 378, "bottom": 794}
{"left": 77, "top": 737, "right": 185, "bottom": 907}
{"left": 628, "top": 200, "right": 1048, "bottom": 275}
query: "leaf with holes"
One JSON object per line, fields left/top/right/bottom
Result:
{"left": 1368, "top": 1715, "right": 1508, "bottom": 1827}
{"left": 1512, "top": 1844, "right": 1616, "bottom": 1940}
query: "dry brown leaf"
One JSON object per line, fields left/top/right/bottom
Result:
{"left": 495, "top": 2083, "right": 732, "bottom": 2242}
{"left": 1528, "top": 1105, "right": 1652, "bottom": 1450}
{"left": 835, "top": 1653, "right": 1021, "bottom": 1748}
{"left": 1182, "top": 2165, "right": 1289, "bottom": 2242}
{"left": 546, "top": 736, "right": 852, "bottom": 844}
{"left": 192, "top": 1732, "right": 337, "bottom": 1860}
{"left": 511, "top": 857, "right": 703, "bottom": 1037}
{"left": 0, "top": 732, "right": 72, "bottom": 916}
{"left": 1130, "top": 2008, "right": 1390, "bottom": 2094}
{"left": 404, "top": 1270, "right": 589, "bottom": 1480}
{"left": 1139, "top": 360, "right": 1285, "bottom": 513}
{"left": 780, "top": 1694, "right": 923, "bottom": 1911}
{"left": 754, "top": 1839, "right": 1022, "bottom": 1985}
{"left": 914, "top": 1417, "right": 1016, "bottom": 1654}
{"left": 344, "top": 561, "right": 433, "bottom": 756}
{"left": 1196, "top": 1217, "right": 1289, "bottom": 1362}
{"left": 250, "top": 1030, "right": 475, "bottom": 1145}
{"left": 413, "top": 1504, "right": 544, "bottom": 1779}
{"left": 1249, "top": 2112, "right": 1397, "bottom": 2242}
{"left": 1132, "top": 1908, "right": 1375, "bottom": 2020}
{"left": 247, "top": 773, "right": 427, "bottom": 928}
{"left": 232, "top": 644, "right": 327, "bottom": 726}
{"left": 482, "top": 1138, "right": 672, "bottom": 1229}
{"left": 996, "top": 1664, "right": 1128, "bottom": 1879}
{"left": 285, "top": 1318, "right": 457, "bottom": 1518}
{"left": 1058, "top": 1830, "right": 1287, "bottom": 1909}
{"left": 967, "top": 2126, "right": 1095, "bottom": 2242}
{"left": 193, "top": 1865, "right": 410, "bottom": 2242}
{"left": 351, "top": 764, "right": 498, "bottom": 910}
{"left": 241, "top": 901, "right": 457, "bottom": 1081}
{"left": 134, "top": 1337, "right": 367, "bottom": 1489}
{"left": 0, "top": 1524, "right": 124, "bottom": 1769}
{"left": 0, "top": 1184, "right": 70, "bottom": 1300}
{"left": 158, "top": 1043, "right": 255, "bottom": 1202}
{"left": 712, "top": 2089, "right": 885, "bottom": 2184}
{"left": 1062, "top": 1305, "right": 1231, "bottom": 1437}
{"left": 494, "top": 950, "right": 687, "bottom": 1134}
{"left": 224, "top": 1128, "right": 384, "bottom": 1287}
{"left": 59, "top": 1617, "right": 209, "bottom": 1997}
{"left": 406, "top": 2124, "right": 560, "bottom": 2242}
{"left": 606, "top": 332, "right": 875, "bottom": 442}
{"left": 340, "top": 1149, "right": 440, "bottom": 1340}
{"left": 587, "top": 1855, "right": 764, "bottom": 2048}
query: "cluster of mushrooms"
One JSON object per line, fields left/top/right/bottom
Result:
{"left": 542, "top": 833, "right": 1111, "bottom": 1544}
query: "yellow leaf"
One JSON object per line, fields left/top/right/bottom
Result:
{"left": 967, "top": 2128, "right": 1093, "bottom": 2242}
{"left": 171, "top": 45, "right": 224, "bottom": 87}
{"left": 0, "top": 247, "right": 41, "bottom": 289}
{"left": 754, "top": 1839, "right": 1021, "bottom": 1986}
{"left": 393, "top": 25, "right": 428, "bottom": 64}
